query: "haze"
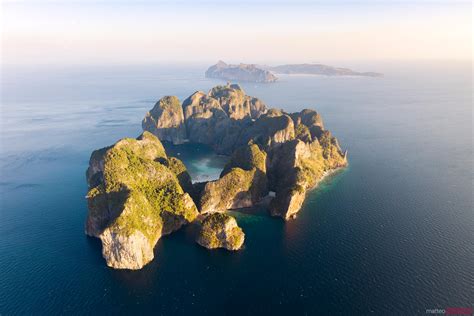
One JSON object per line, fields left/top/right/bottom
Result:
{"left": 1, "top": 0, "right": 471, "bottom": 65}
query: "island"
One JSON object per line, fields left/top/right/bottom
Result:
{"left": 205, "top": 61, "right": 278, "bottom": 83}
{"left": 196, "top": 213, "right": 245, "bottom": 251}
{"left": 264, "top": 63, "right": 383, "bottom": 77}
{"left": 86, "top": 83, "right": 347, "bottom": 269}
{"left": 205, "top": 61, "right": 382, "bottom": 82}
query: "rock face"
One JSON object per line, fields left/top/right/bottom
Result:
{"left": 196, "top": 213, "right": 245, "bottom": 250}
{"left": 205, "top": 61, "right": 278, "bottom": 83}
{"left": 199, "top": 143, "right": 268, "bottom": 213}
{"left": 142, "top": 84, "right": 348, "bottom": 220}
{"left": 145, "top": 83, "right": 271, "bottom": 153}
{"left": 87, "top": 85, "right": 348, "bottom": 269}
{"left": 142, "top": 96, "right": 187, "bottom": 144}
{"left": 85, "top": 131, "right": 198, "bottom": 269}
{"left": 267, "top": 130, "right": 347, "bottom": 219}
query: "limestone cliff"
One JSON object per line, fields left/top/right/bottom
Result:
{"left": 267, "top": 112, "right": 348, "bottom": 219}
{"left": 87, "top": 86, "right": 348, "bottom": 270}
{"left": 142, "top": 96, "right": 187, "bottom": 144}
{"left": 142, "top": 85, "right": 348, "bottom": 220}
{"left": 199, "top": 144, "right": 268, "bottom": 213}
{"left": 196, "top": 213, "right": 245, "bottom": 250}
{"left": 85, "top": 131, "right": 198, "bottom": 269}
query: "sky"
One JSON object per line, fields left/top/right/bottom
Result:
{"left": 1, "top": 0, "right": 472, "bottom": 65}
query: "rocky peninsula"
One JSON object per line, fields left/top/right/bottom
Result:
{"left": 86, "top": 83, "right": 347, "bottom": 269}
{"left": 206, "top": 61, "right": 382, "bottom": 82}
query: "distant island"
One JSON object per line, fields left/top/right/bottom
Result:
{"left": 205, "top": 61, "right": 278, "bottom": 83}
{"left": 205, "top": 60, "right": 382, "bottom": 82}
{"left": 86, "top": 83, "right": 347, "bottom": 270}
{"left": 264, "top": 63, "right": 383, "bottom": 77}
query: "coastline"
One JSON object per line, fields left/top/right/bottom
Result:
{"left": 310, "top": 164, "right": 348, "bottom": 192}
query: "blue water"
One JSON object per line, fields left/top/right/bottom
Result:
{"left": 0, "top": 62, "right": 472, "bottom": 315}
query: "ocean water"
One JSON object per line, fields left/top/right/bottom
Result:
{"left": 0, "top": 62, "right": 472, "bottom": 315}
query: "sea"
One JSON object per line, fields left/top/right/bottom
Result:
{"left": 0, "top": 61, "right": 472, "bottom": 315}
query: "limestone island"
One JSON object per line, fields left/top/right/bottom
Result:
{"left": 86, "top": 83, "right": 347, "bottom": 270}
{"left": 205, "top": 61, "right": 278, "bottom": 83}
{"left": 205, "top": 61, "right": 382, "bottom": 82}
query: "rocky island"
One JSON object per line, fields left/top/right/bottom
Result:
{"left": 206, "top": 61, "right": 382, "bottom": 82}
{"left": 196, "top": 213, "right": 245, "bottom": 251}
{"left": 86, "top": 83, "right": 347, "bottom": 269}
{"left": 205, "top": 61, "right": 278, "bottom": 83}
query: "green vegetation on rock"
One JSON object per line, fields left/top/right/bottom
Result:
{"left": 295, "top": 123, "right": 312, "bottom": 143}
{"left": 221, "top": 143, "right": 266, "bottom": 176}
{"left": 85, "top": 131, "right": 198, "bottom": 269}
{"left": 86, "top": 85, "right": 349, "bottom": 270}
{"left": 200, "top": 143, "right": 268, "bottom": 213}
{"left": 196, "top": 213, "right": 245, "bottom": 250}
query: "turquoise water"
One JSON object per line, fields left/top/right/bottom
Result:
{"left": 0, "top": 62, "right": 472, "bottom": 314}
{"left": 164, "top": 143, "right": 228, "bottom": 183}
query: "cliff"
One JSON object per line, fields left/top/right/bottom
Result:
{"left": 86, "top": 84, "right": 348, "bottom": 270}
{"left": 142, "top": 96, "right": 187, "bottom": 144}
{"left": 199, "top": 143, "right": 268, "bottom": 213}
{"left": 85, "top": 131, "right": 198, "bottom": 270}
{"left": 143, "top": 84, "right": 348, "bottom": 219}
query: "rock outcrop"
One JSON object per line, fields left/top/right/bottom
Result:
{"left": 196, "top": 213, "right": 245, "bottom": 250}
{"left": 199, "top": 143, "right": 268, "bottom": 213}
{"left": 86, "top": 84, "right": 349, "bottom": 269}
{"left": 142, "top": 84, "right": 348, "bottom": 220}
{"left": 267, "top": 130, "right": 347, "bottom": 219}
{"left": 142, "top": 96, "right": 187, "bottom": 144}
{"left": 205, "top": 61, "right": 277, "bottom": 83}
{"left": 144, "top": 83, "right": 270, "bottom": 152}
{"left": 85, "top": 131, "right": 198, "bottom": 269}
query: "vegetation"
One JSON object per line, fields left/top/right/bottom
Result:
{"left": 197, "top": 213, "right": 245, "bottom": 250}
{"left": 200, "top": 167, "right": 256, "bottom": 212}
{"left": 86, "top": 132, "right": 198, "bottom": 244}
{"left": 221, "top": 143, "right": 266, "bottom": 176}
{"left": 165, "top": 157, "right": 194, "bottom": 194}
{"left": 294, "top": 123, "right": 312, "bottom": 143}
{"left": 151, "top": 96, "right": 182, "bottom": 115}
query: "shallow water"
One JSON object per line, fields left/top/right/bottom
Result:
{"left": 0, "top": 62, "right": 472, "bottom": 314}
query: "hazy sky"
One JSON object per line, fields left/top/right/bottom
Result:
{"left": 1, "top": 0, "right": 472, "bottom": 65}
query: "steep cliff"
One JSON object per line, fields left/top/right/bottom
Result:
{"left": 199, "top": 143, "right": 268, "bottom": 213}
{"left": 142, "top": 96, "right": 187, "bottom": 144}
{"left": 85, "top": 132, "right": 198, "bottom": 269}
{"left": 142, "top": 86, "right": 348, "bottom": 220}
{"left": 87, "top": 84, "right": 350, "bottom": 269}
